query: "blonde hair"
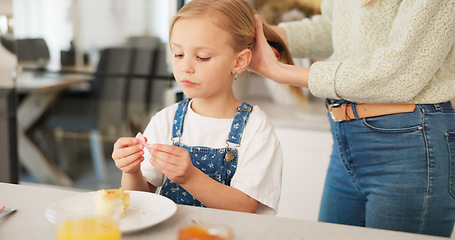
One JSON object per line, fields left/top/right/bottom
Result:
{"left": 170, "top": 0, "right": 308, "bottom": 106}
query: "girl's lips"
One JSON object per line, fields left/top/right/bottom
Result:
{"left": 181, "top": 80, "right": 196, "bottom": 87}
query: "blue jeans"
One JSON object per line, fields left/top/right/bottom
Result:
{"left": 319, "top": 101, "right": 455, "bottom": 237}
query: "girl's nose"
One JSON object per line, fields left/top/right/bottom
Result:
{"left": 180, "top": 57, "right": 195, "bottom": 74}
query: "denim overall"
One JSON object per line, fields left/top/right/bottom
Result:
{"left": 160, "top": 98, "right": 253, "bottom": 206}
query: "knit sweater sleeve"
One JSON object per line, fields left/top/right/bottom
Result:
{"left": 278, "top": 0, "right": 334, "bottom": 59}
{"left": 283, "top": 0, "right": 455, "bottom": 103}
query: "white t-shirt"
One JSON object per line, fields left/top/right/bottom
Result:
{"left": 140, "top": 100, "right": 283, "bottom": 215}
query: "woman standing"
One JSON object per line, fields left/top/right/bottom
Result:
{"left": 249, "top": 0, "right": 455, "bottom": 237}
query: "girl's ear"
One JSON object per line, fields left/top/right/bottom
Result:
{"left": 232, "top": 49, "right": 252, "bottom": 75}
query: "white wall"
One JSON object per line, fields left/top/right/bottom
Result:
{"left": 276, "top": 127, "right": 332, "bottom": 221}
{"left": 74, "top": 0, "right": 145, "bottom": 51}
{"left": 0, "top": 0, "right": 12, "bottom": 15}
{"left": 0, "top": 0, "right": 15, "bottom": 88}
{"left": 13, "top": 0, "right": 74, "bottom": 70}
{"left": 0, "top": 44, "right": 16, "bottom": 88}
{"left": 13, "top": 0, "right": 175, "bottom": 70}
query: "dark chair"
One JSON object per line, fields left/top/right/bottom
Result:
{"left": 125, "top": 47, "right": 159, "bottom": 133}
{"left": 14, "top": 38, "right": 50, "bottom": 69}
{"left": 126, "top": 36, "right": 160, "bottom": 49}
{"left": 42, "top": 47, "right": 133, "bottom": 186}
{"left": 0, "top": 34, "right": 16, "bottom": 55}
{"left": 124, "top": 36, "right": 164, "bottom": 132}
{"left": 146, "top": 42, "right": 175, "bottom": 112}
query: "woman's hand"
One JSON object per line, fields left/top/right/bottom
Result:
{"left": 248, "top": 14, "right": 282, "bottom": 80}
{"left": 149, "top": 144, "right": 195, "bottom": 185}
{"left": 112, "top": 137, "right": 144, "bottom": 174}
{"left": 249, "top": 14, "right": 310, "bottom": 87}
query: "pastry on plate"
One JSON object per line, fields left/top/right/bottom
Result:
{"left": 95, "top": 188, "right": 130, "bottom": 217}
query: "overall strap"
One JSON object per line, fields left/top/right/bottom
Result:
{"left": 226, "top": 102, "right": 253, "bottom": 145}
{"left": 171, "top": 98, "right": 191, "bottom": 145}
{"left": 171, "top": 99, "right": 253, "bottom": 146}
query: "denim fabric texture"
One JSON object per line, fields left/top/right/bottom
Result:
{"left": 161, "top": 98, "right": 253, "bottom": 206}
{"left": 319, "top": 101, "right": 455, "bottom": 237}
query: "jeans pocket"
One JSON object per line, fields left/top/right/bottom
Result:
{"left": 362, "top": 113, "right": 422, "bottom": 133}
{"left": 446, "top": 132, "right": 455, "bottom": 199}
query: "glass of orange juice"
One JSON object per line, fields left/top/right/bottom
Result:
{"left": 178, "top": 223, "right": 233, "bottom": 240}
{"left": 56, "top": 216, "right": 121, "bottom": 240}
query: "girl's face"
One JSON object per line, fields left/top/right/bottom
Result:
{"left": 170, "top": 15, "right": 238, "bottom": 100}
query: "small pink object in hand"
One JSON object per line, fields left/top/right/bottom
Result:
{"left": 135, "top": 132, "right": 153, "bottom": 153}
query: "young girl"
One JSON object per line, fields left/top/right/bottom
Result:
{"left": 112, "top": 0, "right": 290, "bottom": 215}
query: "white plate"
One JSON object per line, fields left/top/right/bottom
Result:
{"left": 45, "top": 190, "right": 177, "bottom": 233}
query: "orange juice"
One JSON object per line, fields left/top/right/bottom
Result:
{"left": 56, "top": 217, "right": 121, "bottom": 240}
{"left": 178, "top": 224, "right": 232, "bottom": 240}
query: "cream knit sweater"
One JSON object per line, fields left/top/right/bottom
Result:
{"left": 279, "top": 0, "right": 455, "bottom": 104}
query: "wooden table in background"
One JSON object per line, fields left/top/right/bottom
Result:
{"left": 15, "top": 71, "right": 92, "bottom": 186}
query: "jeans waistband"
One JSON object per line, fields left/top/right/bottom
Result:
{"left": 326, "top": 99, "right": 454, "bottom": 114}
{"left": 417, "top": 101, "right": 454, "bottom": 113}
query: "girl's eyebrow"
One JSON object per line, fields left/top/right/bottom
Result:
{"left": 170, "top": 42, "right": 217, "bottom": 52}
{"left": 170, "top": 42, "right": 182, "bottom": 48}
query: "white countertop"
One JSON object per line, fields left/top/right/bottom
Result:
{"left": 0, "top": 182, "right": 448, "bottom": 240}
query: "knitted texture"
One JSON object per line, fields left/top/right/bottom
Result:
{"left": 279, "top": 0, "right": 455, "bottom": 104}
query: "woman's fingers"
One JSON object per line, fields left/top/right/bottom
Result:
{"left": 253, "top": 14, "right": 267, "bottom": 47}
{"left": 249, "top": 14, "right": 279, "bottom": 77}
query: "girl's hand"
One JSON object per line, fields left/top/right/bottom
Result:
{"left": 112, "top": 137, "right": 144, "bottom": 174}
{"left": 149, "top": 144, "right": 195, "bottom": 185}
{"left": 248, "top": 14, "right": 282, "bottom": 80}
